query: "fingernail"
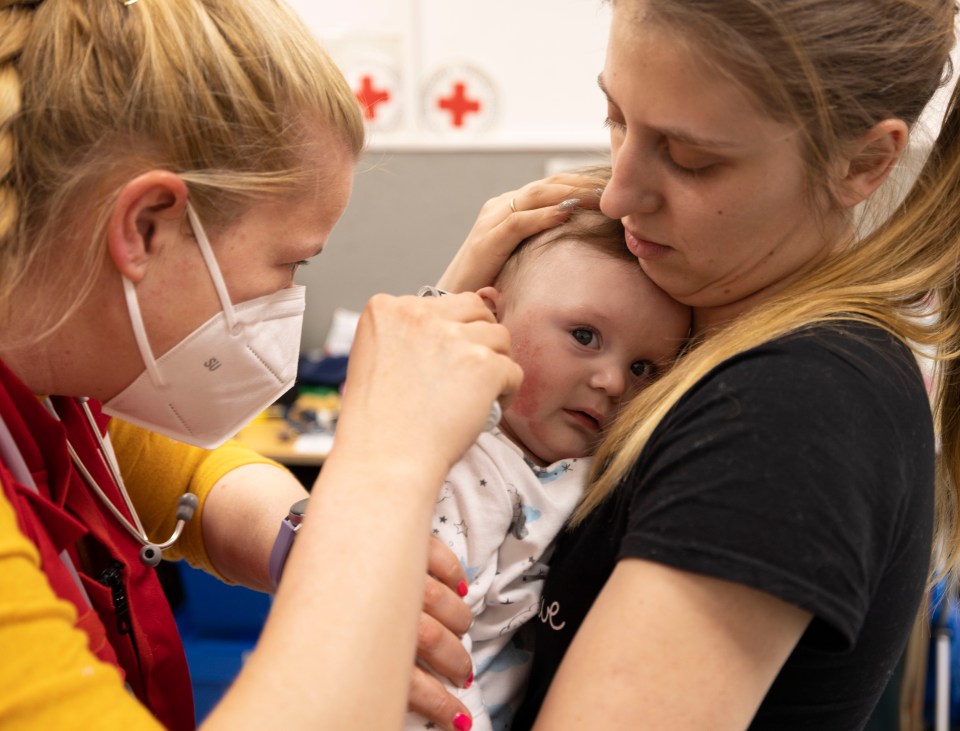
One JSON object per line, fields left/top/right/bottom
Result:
{"left": 463, "top": 672, "right": 474, "bottom": 689}
{"left": 453, "top": 713, "right": 473, "bottom": 731}
{"left": 457, "top": 580, "right": 469, "bottom": 597}
{"left": 594, "top": 187, "right": 605, "bottom": 198}
{"left": 557, "top": 197, "right": 580, "bottom": 212}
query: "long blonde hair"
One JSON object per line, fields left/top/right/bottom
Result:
{"left": 0, "top": 0, "right": 364, "bottom": 339}
{"left": 579, "top": 0, "right": 960, "bottom": 573}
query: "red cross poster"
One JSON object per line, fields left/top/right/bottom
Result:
{"left": 286, "top": 0, "right": 612, "bottom": 150}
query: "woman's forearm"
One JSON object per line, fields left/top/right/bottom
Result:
{"left": 202, "top": 453, "right": 440, "bottom": 730}
{"left": 201, "top": 463, "right": 308, "bottom": 592}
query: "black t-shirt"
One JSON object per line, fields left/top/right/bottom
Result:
{"left": 513, "top": 322, "right": 934, "bottom": 730}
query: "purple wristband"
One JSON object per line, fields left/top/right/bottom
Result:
{"left": 268, "top": 498, "right": 308, "bottom": 589}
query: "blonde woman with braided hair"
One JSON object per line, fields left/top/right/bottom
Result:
{"left": 425, "top": 0, "right": 960, "bottom": 728}
{"left": 0, "top": 1, "right": 524, "bottom": 730}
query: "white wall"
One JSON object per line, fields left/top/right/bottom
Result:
{"left": 286, "top": 0, "right": 613, "bottom": 150}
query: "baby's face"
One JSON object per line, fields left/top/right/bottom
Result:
{"left": 496, "top": 241, "right": 690, "bottom": 466}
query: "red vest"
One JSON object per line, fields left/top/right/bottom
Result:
{"left": 0, "top": 360, "right": 195, "bottom": 730}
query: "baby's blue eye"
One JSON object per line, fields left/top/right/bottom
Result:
{"left": 631, "top": 360, "right": 655, "bottom": 378}
{"left": 571, "top": 328, "right": 598, "bottom": 347}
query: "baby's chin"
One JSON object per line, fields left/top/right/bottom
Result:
{"left": 498, "top": 413, "right": 595, "bottom": 467}
{"left": 529, "top": 444, "right": 593, "bottom": 469}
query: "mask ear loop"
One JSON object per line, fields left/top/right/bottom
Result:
{"left": 186, "top": 203, "right": 240, "bottom": 335}
{"left": 120, "top": 203, "right": 240, "bottom": 388}
{"left": 122, "top": 276, "right": 166, "bottom": 388}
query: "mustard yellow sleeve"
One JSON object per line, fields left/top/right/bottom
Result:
{"left": 0, "top": 488, "right": 164, "bottom": 730}
{"left": 108, "top": 419, "right": 284, "bottom": 577}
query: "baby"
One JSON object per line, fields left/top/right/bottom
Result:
{"left": 407, "top": 198, "right": 690, "bottom": 731}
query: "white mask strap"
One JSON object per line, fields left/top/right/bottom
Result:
{"left": 121, "top": 203, "right": 239, "bottom": 388}
{"left": 122, "top": 276, "right": 166, "bottom": 387}
{"left": 186, "top": 202, "right": 238, "bottom": 332}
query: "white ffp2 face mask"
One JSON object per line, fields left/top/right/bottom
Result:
{"left": 103, "top": 203, "right": 305, "bottom": 449}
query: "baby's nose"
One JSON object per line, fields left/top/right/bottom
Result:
{"left": 590, "top": 364, "right": 627, "bottom": 398}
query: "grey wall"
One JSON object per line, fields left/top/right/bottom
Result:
{"left": 297, "top": 150, "right": 606, "bottom": 352}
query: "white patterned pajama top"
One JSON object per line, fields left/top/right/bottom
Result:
{"left": 403, "top": 429, "right": 588, "bottom": 731}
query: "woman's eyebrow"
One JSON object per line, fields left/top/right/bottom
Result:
{"left": 597, "top": 73, "right": 740, "bottom": 150}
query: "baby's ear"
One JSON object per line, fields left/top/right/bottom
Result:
{"left": 476, "top": 286, "right": 501, "bottom": 320}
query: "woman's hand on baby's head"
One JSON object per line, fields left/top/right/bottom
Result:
{"left": 333, "top": 291, "right": 522, "bottom": 479}
{"left": 437, "top": 172, "right": 605, "bottom": 294}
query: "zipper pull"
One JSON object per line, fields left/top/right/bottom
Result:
{"left": 98, "top": 561, "right": 131, "bottom": 635}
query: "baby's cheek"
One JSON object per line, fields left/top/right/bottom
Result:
{"left": 509, "top": 339, "right": 546, "bottom": 418}
{"left": 510, "top": 377, "right": 542, "bottom": 418}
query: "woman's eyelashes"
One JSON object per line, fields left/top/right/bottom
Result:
{"left": 603, "top": 115, "right": 627, "bottom": 135}
{"left": 655, "top": 137, "right": 718, "bottom": 177}
{"left": 664, "top": 152, "right": 713, "bottom": 177}
{"left": 603, "top": 116, "right": 716, "bottom": 177}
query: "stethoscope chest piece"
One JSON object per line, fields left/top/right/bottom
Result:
{"left": 140, "top": 544, "right": 163, "bottom": 567}
{"left": 44, "top": 398, "right": 200, "bottom": 567}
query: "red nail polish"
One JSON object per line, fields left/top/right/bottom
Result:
{"left": 453, "top": 713, "right": 473, "bottom": 731}
{"left": 457, "top": 580, "right": 468, "bottom": 597}
{"left": 463, "top": 672, "right": 474, "bottom": 689}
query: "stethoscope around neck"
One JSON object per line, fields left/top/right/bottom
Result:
{"left": 0, "top": 396, "right": 197, "bottom": 574}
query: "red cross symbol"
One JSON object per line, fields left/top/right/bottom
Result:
{"left": 355, "top": 75, "right": 391, "bottom": 121}
{"left": 437, "top": 82, "right": 481, "bottom": 128}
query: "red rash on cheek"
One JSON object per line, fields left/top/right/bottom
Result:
{"left": 511, "top": 372, "right": 543, "bottom": 417}
{"left": 508, "top": 337, "right": 546, "bottom": 418}
{"left": 512, "top": 365, "right": 552, "bottom": 453}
